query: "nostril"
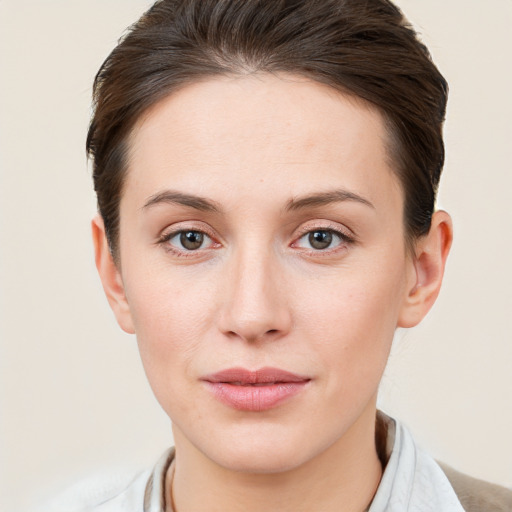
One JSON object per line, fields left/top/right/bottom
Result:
{"left": 225, "top": 328, "right": 281, "bottom": 342}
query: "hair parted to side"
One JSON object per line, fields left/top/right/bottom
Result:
{"left": 87, "top": 0, "right": 448, "bottom": 261}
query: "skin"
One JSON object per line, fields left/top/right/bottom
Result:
{"left": 93, "top": 73, "right": 452, "bottom": 512}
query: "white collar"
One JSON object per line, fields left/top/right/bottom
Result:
{"left": 142, "top": 416, "right": 465, "bottom": 512}
{"left": 369, "top": 416, "right": 464, "bottom": 512}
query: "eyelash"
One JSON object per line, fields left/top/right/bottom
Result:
{"left": 157, "top": 223, "right": 356, "bottom": 258}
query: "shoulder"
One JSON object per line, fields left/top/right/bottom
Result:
{"left": 44, "top": 469, "right": 151, "bottom": 512}
{"left": 43, "top": 448, "right": 175, "bottom": 512}
{"left": 438, "top": 462, "right": 512, "bottom": 512}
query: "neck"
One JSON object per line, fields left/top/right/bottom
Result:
{"left": 168, "top": 404, "right": 383, "bottom": 512}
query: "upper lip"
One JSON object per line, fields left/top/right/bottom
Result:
{"left": 202, "top": 367, "right": 310, "bottom": 384}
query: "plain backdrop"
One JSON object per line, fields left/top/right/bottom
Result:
{"left": 1, "top": 1, "right": 511, "bottom": 511}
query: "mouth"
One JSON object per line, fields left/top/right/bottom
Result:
{"left": 201, "top": 367, "right": 311, "bottom": 411}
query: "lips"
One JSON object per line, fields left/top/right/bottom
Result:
{"left": 202, "top": 367, "right": 310, "bottom": 411}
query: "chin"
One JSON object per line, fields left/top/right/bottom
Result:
{"left": 211, "top": 441, "right": 312, "bottom": 474}
{"left": 191, "top": 420, "right": 337, "bottom": 475}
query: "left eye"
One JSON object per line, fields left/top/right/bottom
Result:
{"left": 295, "top": 229, "right": 344, "bottom": 251}
{"left": 167, "top": 230, "right": 212, "bottom": 251}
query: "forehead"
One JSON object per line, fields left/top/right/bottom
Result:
{"left": 125, "top": 73, "right": 402, "bottom": 212}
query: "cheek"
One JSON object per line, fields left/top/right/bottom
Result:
{"left": 124, "top": 269, "right": 217, "bottom": 395}
{"left": 297, "top": 260, "right": 408, "bottom": 383}
{"left": 303, "top": 291, "right": 393, "bottom": 371}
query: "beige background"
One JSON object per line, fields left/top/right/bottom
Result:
{"left": 1, "top": 1, "right": 511, "bottom": 510}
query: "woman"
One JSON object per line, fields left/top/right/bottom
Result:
{"left": 73, "top": 0, "right": 511, "bottom": 510}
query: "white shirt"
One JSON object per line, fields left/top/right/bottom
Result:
{"left": 46, "top": 416, "right": 465, "bottom": 512}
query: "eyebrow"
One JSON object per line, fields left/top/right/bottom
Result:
{"left": 141, "top": 188, "right": 374, "bottom": 213}
{"left": 285, "top": 189, "right": 375, "bottom": 211}
{"left": 142, "top": 190, "right": 222, "bottom": 213}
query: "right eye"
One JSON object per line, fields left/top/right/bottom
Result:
{"left": 161, "top": 230, "right": 215, "bottom": 252}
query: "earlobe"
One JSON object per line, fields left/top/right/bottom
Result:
{"left": 398, "top": 210, "right": 453, "bottom": 328}
{"left": 91, "top": 215, "right": 135, "bottom": 334}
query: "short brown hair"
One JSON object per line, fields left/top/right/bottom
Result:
{"left": 87, "top": 0, "right": 448, "bottom": 259}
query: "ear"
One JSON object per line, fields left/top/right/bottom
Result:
{"left": 398, "top": 210, "right": 453, "bottom": 328}
{"left": 91, "top": 215, "right": 135, "bottom": 334}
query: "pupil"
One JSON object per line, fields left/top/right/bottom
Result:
{"left": 309, "top": 230, "right": 332, "bottom": 250}
{"left": 181, "top": 231, "right": 204, "bottom": 250}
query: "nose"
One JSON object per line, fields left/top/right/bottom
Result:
{"left": 217, "top": 246, "right": 292, "bottom": 343}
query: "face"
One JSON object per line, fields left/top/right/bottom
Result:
{"left": 112, "top": 74, "right": 418, "bottom": 473}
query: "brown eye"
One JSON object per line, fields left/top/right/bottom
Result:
{"left": 160, "top": 228, "right": 218, "bottom": 255}
{"left": 308, "top": 230, "right": 333, "bottom": 250}
{"left": 293, "top": 227, "right": 352, "bottom": 253}
{"left": 180, "top": 231, "right": 205, "bottom": 250}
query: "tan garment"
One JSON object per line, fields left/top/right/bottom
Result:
{"left": 376, "top": 412, "right": 512, "bottom": 511}
{"left": 438, "top": 462, "right": 512, "bottom": 512}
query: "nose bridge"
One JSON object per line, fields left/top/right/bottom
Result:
{"left": 219, "top": 239, "right": 291, "bottom": 342}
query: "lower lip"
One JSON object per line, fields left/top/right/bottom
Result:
{"left": 204, "top": 381, "right": 309, "bottom": 411}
